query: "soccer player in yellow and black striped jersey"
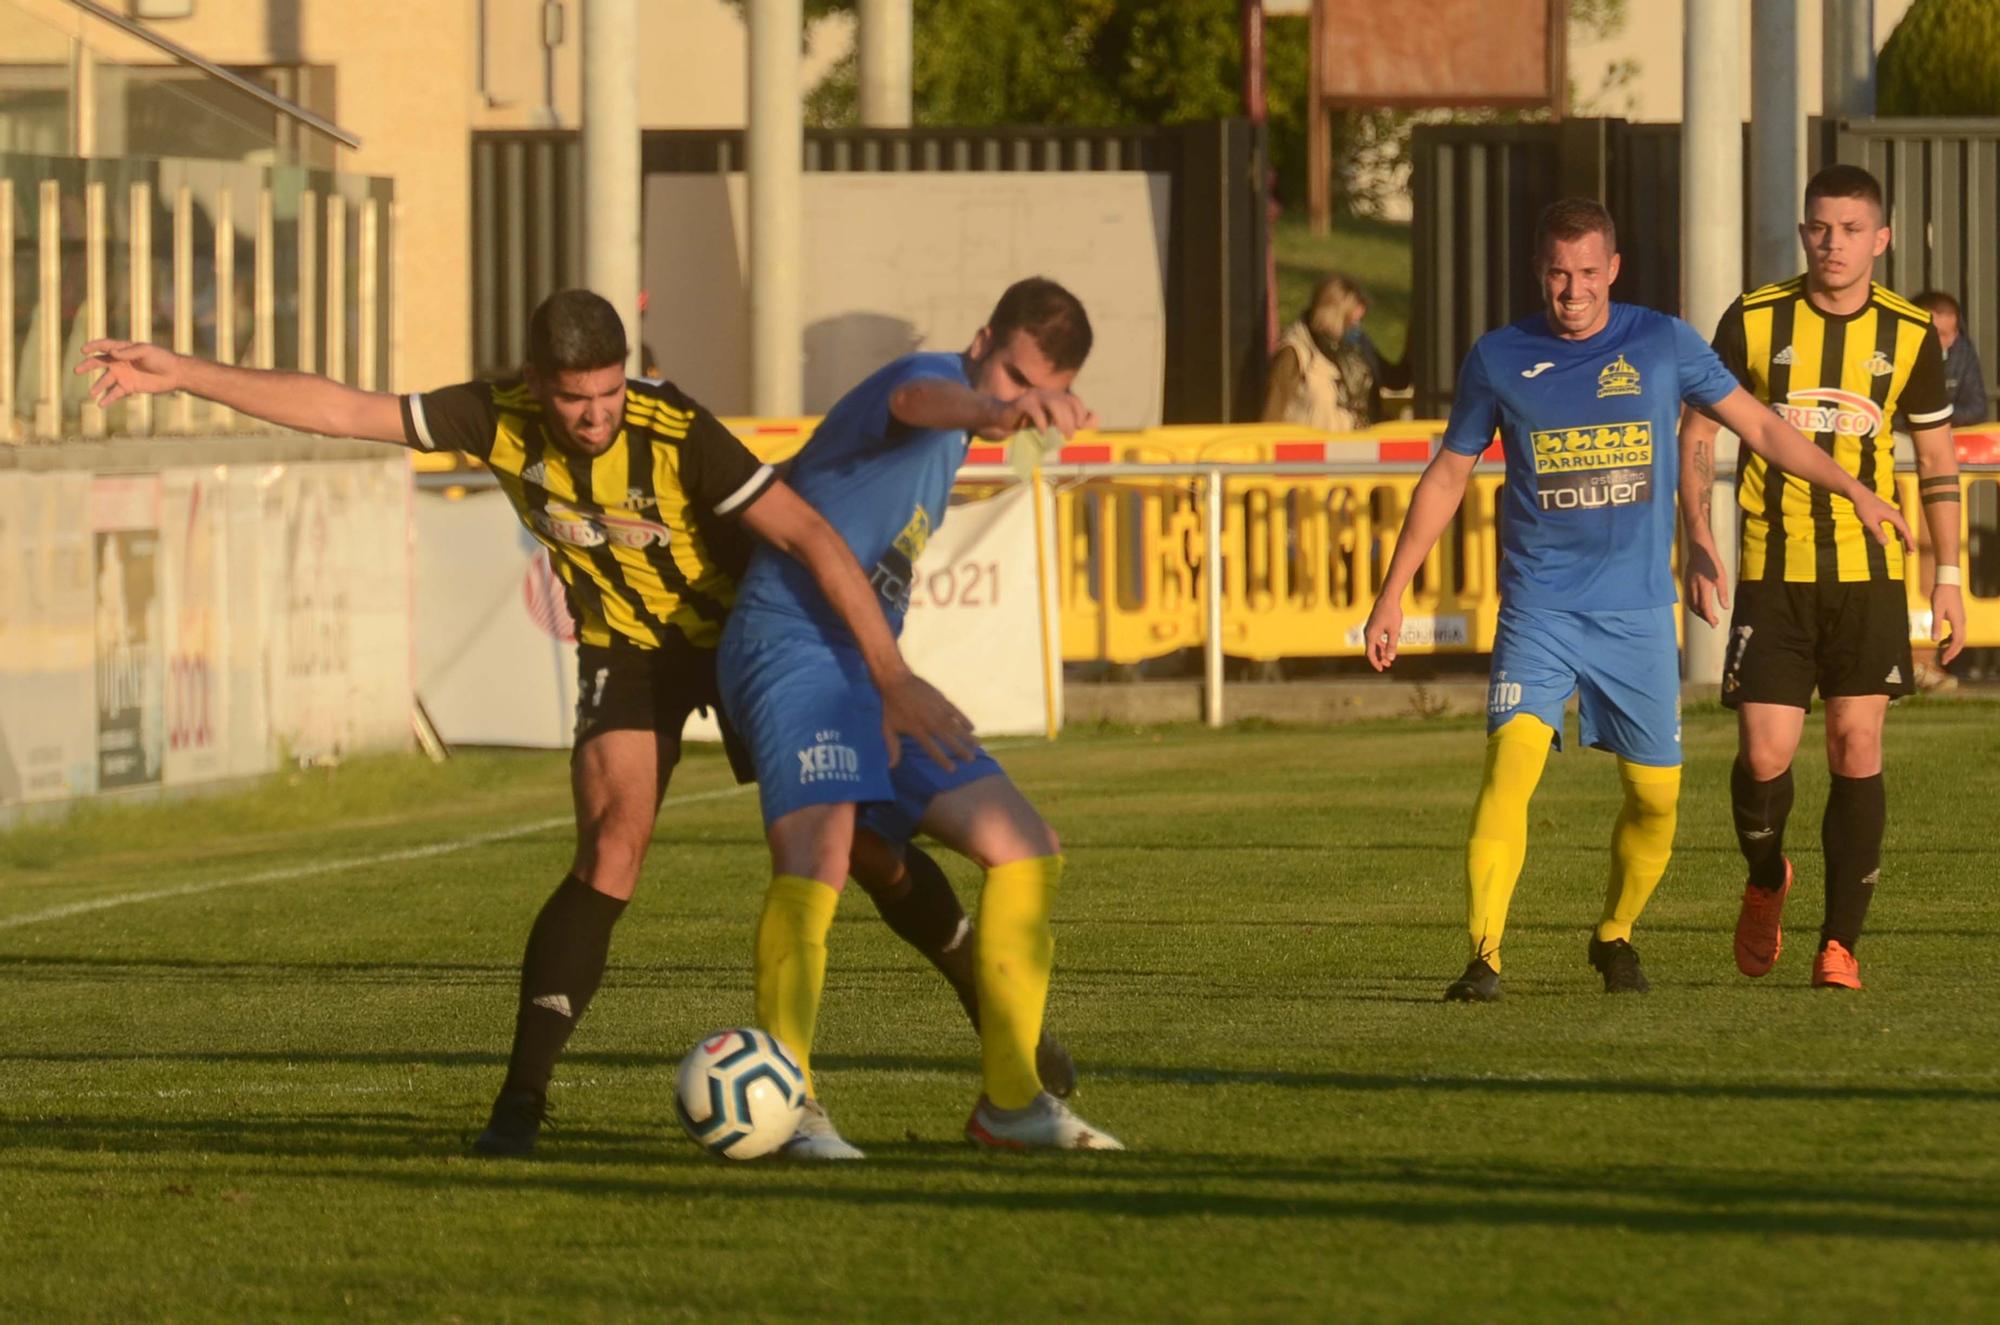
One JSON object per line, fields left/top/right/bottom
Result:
{"left": 1680, "top": 165, "right": 1965, "bottom": 992}
{"left": 77, "top": 289, "right": 991, "bottom": 1156}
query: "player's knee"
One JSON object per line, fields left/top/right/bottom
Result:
{"left": 846, "top": 832, "right": 906, "bottom": 899}
{"left": 1825, "top": 729, "right": 1882, "bottom": 777}
{"left": 1618, "top": 762, "right": 1680, "bottom": 824}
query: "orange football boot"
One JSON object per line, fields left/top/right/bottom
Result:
{"left": 1812, "top": 939, "right": 1862, "bottom": 990}
{"left": 1734, "top": 858, "right": 1792, "bottom": 977}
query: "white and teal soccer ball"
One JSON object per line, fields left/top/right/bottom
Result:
{"left": 673, "top": 1028, "right": 806, "bottom": 1160}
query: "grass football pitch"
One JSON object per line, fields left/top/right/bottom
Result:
{"left": 3, "top": 704, "right": 1997, "bottom": 1323}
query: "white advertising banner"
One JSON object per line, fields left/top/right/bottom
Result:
{"left": 892, "top": 484, "right": 1056, "bottom": 737}
{"left": 0, "top": 472, "right": 97, "bottom": 804}
{"left": 415, "top": 480, "right": 1058, "bottom": 749}
{"left": 415, "top": 486, "right": 580, "bottom": 749}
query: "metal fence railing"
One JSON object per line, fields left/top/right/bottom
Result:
{"left": 3, "top": 151, "right": 395, "bottom": 441}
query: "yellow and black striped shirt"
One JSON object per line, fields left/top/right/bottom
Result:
{"left": 400, "top": 377, "right": 776, "bottom": 649}
{"left": 1713, "top": 276, "right": 1950, "bottom": 583}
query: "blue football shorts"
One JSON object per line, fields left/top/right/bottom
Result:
{"left": 718, "top": 621, "right": 1003, "bottom": 842}
{"left": 1485, "top": 603, "right": 1682, "bottom": 767}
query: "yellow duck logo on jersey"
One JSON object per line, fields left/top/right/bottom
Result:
{"left": 1596, "top": 354, "right": 1642, "bottom": 398}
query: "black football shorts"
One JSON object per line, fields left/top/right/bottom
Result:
{"left": 1720, "top": 579, "right": 1915, "bottom": 710}
{"left": 573, "top": 638, "right": 755, "bottom": 782}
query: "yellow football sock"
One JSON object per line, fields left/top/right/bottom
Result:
{"left": 1465, "top": 714, "right": 1555, "bottom": 972}
{"left": 753, "top": 874, "right": 839, "bottom": 1096}
{"left": 1596, "top": 759, "right": 1681, "bottom": 944}
{"left": 976, "top": 854, "right": 1061, "bottom": 1110}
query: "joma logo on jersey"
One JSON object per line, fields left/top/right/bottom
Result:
{"left": 1530, "top": 422, "right": 1653, "bottom": 473}
{"left": 1776, "top": 388, "right": 1883, "bottom": 438}
{"left": 797, "top": 734, "right": 862, "bottom": 785}
{"left": 529, "top": 506, "right": 671, "bottom": 550}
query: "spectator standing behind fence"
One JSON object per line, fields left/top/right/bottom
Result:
{"left": 1909, "top": 291, "right": 1990, "bottom": 426}
{"left": 1263, "top": 274, "right": 1409, "bottom": 430}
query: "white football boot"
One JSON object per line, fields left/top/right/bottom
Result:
{"left": 965, "top": 1092, "right": 1124, "bottom": 1152}
{"left": 780, "top": 1097, "right": 865, "bottom": 1160}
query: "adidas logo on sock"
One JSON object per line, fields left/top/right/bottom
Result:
{"left": 1743, "top": 827, "right": 1775, "bottom": 840}
{"left": 531, "top": 993, "right": 573, "bottom": 1018}
{"left": 1772, "top": 345, "right": 1795, "bottom": 365}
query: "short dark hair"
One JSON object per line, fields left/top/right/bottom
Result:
{"left": 986, "top": 277, "right": 1093, "bottom": 373}
{"left": 1914, "top": 289, "right": 1960, "bottom": 320}
{"left": 1804, "top": 164, "right": 1886, "bottom": 220}
{"left": 1534, "top": 198, "right": 1617, "bottom": 261}
{"left": 527, "top": 289, "right": 628, "bottom": 378}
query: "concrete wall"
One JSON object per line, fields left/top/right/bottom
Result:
{"left": 0, "top": 439, "right": 413, "bottom": 815}
{"left": 642, "top": 172, "right": 1172, "bottom": 427}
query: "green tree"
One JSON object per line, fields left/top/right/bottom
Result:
{"left": 1878, "top": 0, "right": 2000, "bottom": 115}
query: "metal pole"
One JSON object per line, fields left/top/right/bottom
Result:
{"left": 1244, "top": 0, "right": 1279, "bottom": 358}
{"left": 1204, "top": 468, "right": 1225, "bottom": 728}
{"left": 857, "top": 0, "right": 912, "bottom": 128}
{"left": 583, "top": 0, "right": 641, "bottom": 373}
{"left": 1822, "top": 0, "right": 1874, "bottom": 119}
{"left": 749, "top": 0, "right": 803, "bottom": 415}
{"left": 1682, "top": 0, "right": 1745, "bottom": 684}
{"left": 1750, "top": 0, "right": 1807, "bottom": 289}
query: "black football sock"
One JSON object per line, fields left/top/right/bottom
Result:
{"left": 867, "top": 844, "right": 980, "bottom": 1027}
{"left": 501, "top": 875, "right": 628, "bottom": 1097}
{"left": 1821, "top": 773, "right": 1885, "bottom": 951}
{"left": 1731, "top": 758, "right": 1795, "bottom": 891}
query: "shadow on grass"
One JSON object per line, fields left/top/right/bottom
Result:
{"left": 5, "top": 1116, "right": 1996, "bottom": 1243}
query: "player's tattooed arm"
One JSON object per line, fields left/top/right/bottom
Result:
{"left": 75, "top": 340, "right": 407, "bottom": 443}
{"left": 888, "top": 378, "right": 1097, "bottom": 442}
{"left": 1677, "top": 406, "right": 1729, "bottom": 627}
{"left": 1703, "top": 385, "right": 1915, "bottom": 551}
{"left": 1910, "top": 422, "right": 1967, "bottom": 664}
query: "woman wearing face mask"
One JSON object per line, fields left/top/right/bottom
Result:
{"left": 1262, "top": 273, "right": 1408, "bottom": 430}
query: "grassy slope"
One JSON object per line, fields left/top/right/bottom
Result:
{"left": 2, "top": 707, "right": 1998, "bottom": 1323}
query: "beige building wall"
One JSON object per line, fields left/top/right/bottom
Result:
{"left": 1, "top": 0, "right": 849, "bottom": 390}
{"left": 1570, "top": 0, "right": 1916, "bottom": 122}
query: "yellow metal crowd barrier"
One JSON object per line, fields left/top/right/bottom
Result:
{"left": 419, "top": 414, "right": 2000, "bottom": 664}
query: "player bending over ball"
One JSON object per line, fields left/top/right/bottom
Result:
{"left": 1359, "top": 199, "right": 1911, "bottom": 1002}
{"left": 76, "top": 289, "right": 1069, "bottom": 1158}
{"left": 720, "top": 277, "right": 1123, "bottom": 1156}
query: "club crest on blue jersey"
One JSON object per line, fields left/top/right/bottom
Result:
{"left": 1596, "top": 354, "right": 1642, "bottom": 398}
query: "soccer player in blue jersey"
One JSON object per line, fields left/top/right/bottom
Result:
{"left": 1359, "top": 199, "right": 1912, "bottom": 1001}
{"left": 719, "top": 278, "right": 1123, "bottom": 1155}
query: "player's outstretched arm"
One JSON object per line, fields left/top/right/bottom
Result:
{"left": 1359, "top": 447, "right": 1479, "bottom": 671}
{"left": 1707, "top": 387, "right": 1914, "bottom": 550}
{"left": 888, "top": 378, "right": 1098, "bottom": 442}
{"left": 75, "top": 341, "right": 408, "bottom": 444}
{"left": 738, "top": 481, "right": 976, "bottom": 770}
{"left": 1676, "top": 406, "right": 1731, "bottom": 627}
{"left": 1910, "top": 422, "right": 1967, "bottom": 664}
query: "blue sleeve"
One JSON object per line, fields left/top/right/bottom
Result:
{"left": 869, "top": 354, "right": 969, "bottom": 448}
{"left": 1672, "top": 316, "right": 1740, "bottom": 409}
{"left": 1441, "top": 343, "right": 1499, "bottom": 456}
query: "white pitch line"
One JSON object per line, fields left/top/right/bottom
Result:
{"left": 0, "top": 783, "right": 754, "bottom": 933}
{"left": 0, "top": 730, "right": 1148, "bottom": 935}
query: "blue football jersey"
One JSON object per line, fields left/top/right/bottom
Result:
{"left": 1442, "top": 302, "right": 1739, "bottom": 611}
{"left": 730, "top": 352, "right": 972, "bottom": 641}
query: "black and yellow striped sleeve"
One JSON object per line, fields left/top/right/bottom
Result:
{"left": 1901, "top": 324, "right": 1953, "bottom": 429}
{"left": 401, "top": 381, "right": 498, "bottom": 459}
